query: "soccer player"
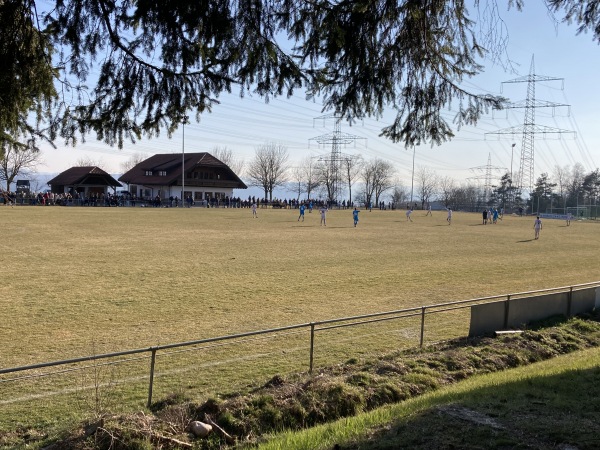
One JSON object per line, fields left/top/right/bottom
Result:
{"left": 406, "top": 207, "right": 413, "bottom": 222}
{"left": 446, "top": 207, "right": 452, "bottom": 225}
{"left": 566, "top": 212, "right": 572, "bottom": 226}
{"left": 353, "top": 207, "right": 360, "bottom": 227}
{"left": 534, "top": 216, "right": 542, "bottom": 239}
{"left": 319, "top": 205, "right": 328, "bottom": 226}
{"left": 252, "top": 203, "right": 258, "bottom": 218}
{"left": 298, "top": 203, "right": 305, "bottom": 222}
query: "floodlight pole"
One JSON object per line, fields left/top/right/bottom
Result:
{"left": 510, "top": 143, "right": 516, "bottom": 208}
{"left": 510, "top": 143, "right": 516, "bottom": 181}
{"left": 410, "top": 146, "right": 416, "bottom": 203}
{"left": 181, "top": 116, "right": 188, "bottom": 205}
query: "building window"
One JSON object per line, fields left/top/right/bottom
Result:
{"left": 159, "top": 171, "right": 167, "bottom": 176}
{"left": 145, "top": 170, "right": 153, "bottom": 176}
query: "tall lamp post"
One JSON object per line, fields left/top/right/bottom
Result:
{"left": 410, "top": 146, "right": 416, "bottom": 203}
{"left": 181, "top": 115, "right": 189, "bottom": 205}
{"left": 510, "top": 143, "right": 516, "bottom": 209}
{"left": 510, "top": 143, "right": 516, "bottom": 181}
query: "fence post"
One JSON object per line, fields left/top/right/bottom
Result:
{"left": 567, "top": 286, "right": 573, "bottom": 317}
{"left": 309, "top": 323, "right": 315, "bottom": 374}
{"left": 419, "top": 307, "right": 426, "bottom": 348}
{"left": 504, "top": 295, "right": 511, "bottom": 329}
{"left": 147, "top": 348, "right": 157, "bottom": 408}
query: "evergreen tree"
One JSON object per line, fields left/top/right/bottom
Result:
{"left": 531, "top": 173, "right": 557, "bottom": 214}
{"left": 492, "top": 172, "right": 520, "bottom": 211}
{"left": 4, "top": 0, "right": 511, "bottom": 149}
{"left": 5, "top": 0, "right": 600, "bottom": 151}
{"left": 0, "top": 1, "right": 57, "bottom": 157}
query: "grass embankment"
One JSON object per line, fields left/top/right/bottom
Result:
{"left": 6, "top": 313, "right": 598, "bottom": 449}
{"left": 261, "top": 346, "right": 600, "bottom": 450}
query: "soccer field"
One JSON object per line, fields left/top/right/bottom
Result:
{"left": 1, "top": 206, "right": 598, "bottom": 368}
{"left": 1, "top": 206, "right": 599, "bottom": 433}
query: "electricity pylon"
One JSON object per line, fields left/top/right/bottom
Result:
{"left": 467, "top": 153, "right": 506, "bottom": 203}
{"left": 485, "top": 56, "right": 574, "bottom": 195}
{"left": 309, "top": 114, "right": 365, "bottom": 203}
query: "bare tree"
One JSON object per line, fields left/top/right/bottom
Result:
{"left": 455, "top": 182, "right": 483, "bottom": 211}
{"left": 567, "top": 163, "right": 586, "bottom": 206}
{"left": 552, "top": 165, "right": 569, "bottom": 209}
{"left": 315, "top": 160, "right": 337, "bottom": 202}
{"left": 300, "top": 156, "right": 321, "bottom": 200}
{"left": 373, "top": 160, "right": 395, "bottom": 205}
{"left": 291, "top": 157, "right": 324, "bottom": 202}
{"left": 391, "top": 182, "right": 409, "bottom": 207}
{"left": 341, "top": 155, "right": 363, "bottom": 204}
{"left": 76, "top": 156, "right": 105, "bottom": 168}
{"left": 362, "top": 158, "right": 395, "bottom": 206}
{"left": 415, "top": 166, "right": 438, "bottom": 209}
{"left": 212, "top": 146, "right": 245, "bottom": 176}
{"left": 120, "top": 153, "right": 148, "bottom": 173}
{"left": 290, "top": 166, "right": 305, "bottom": 201}
{"left": 361, "top": 160, "right": 377, "bottom": 208}
{"left": 247, "top": 142, "right": 289, "bottom": 201}
{"left": 438, "top": 176, "right": 456, "bottom": 208}
{"left": 0, "top": 143, "right": 42, "bottom": 190}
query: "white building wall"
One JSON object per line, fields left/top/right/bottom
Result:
{"left": 166, "top": 185, "right": 235, "bottom": 201}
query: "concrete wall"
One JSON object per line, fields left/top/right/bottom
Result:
{"left": 571, "top": 287, "right": 598, "bottom": 315}
{"left": 469, "top": 288, "right": 598, "bottom": 337}
{"left": 469, "top": 301, "right": 506, "bottom": 337}
{"left": 506, "top": 293, "right": 568, "bottom": 328}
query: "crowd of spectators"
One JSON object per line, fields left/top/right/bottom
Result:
{"left": 1, "top": 190, "right": 132, "bottom": 207}
{"left": 1, "top": 191, "right": 376, "bottom": 209}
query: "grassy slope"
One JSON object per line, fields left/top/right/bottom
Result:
{"left": 257, "top": 346, "right": 600, "bottom": 450}
{"left": 5, "top": 314, "right": 597, "bottom": 450}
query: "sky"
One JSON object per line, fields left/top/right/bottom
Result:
{"left": 34, "top": 1, "right": 600, "bottom": 197}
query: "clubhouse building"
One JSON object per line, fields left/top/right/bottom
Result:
{"left": 119, "top": 152, "right": 247, "bottom": 202}
{"left": 47, "top": 166, "right": 122, "bottom": 197}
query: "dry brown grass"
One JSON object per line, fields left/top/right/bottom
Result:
{"left": 0, "top": 205, "right": 599, "bottom": 435}
{"left": 1, "top": 206, "right": 598, "bottom": 367}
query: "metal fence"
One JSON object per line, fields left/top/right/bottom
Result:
{"left": 1, "top": 281, "right": 599, "bottom": 412}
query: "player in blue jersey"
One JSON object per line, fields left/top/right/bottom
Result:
{"left": 353, "top": 208, "right": 360, "bottom": 227}
{"left": 298, "top": 203, "right": 305, "bottom": 222}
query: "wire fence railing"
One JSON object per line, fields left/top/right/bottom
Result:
{"left": 1, "top": 281, "right": 599, "bottom": 413}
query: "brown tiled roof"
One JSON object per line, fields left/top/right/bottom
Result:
{"left": 47, "top": 166, "right": 121, "bottom": 187}
{"left": 118, "top": 152, "right": 247, "bottom": 188}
